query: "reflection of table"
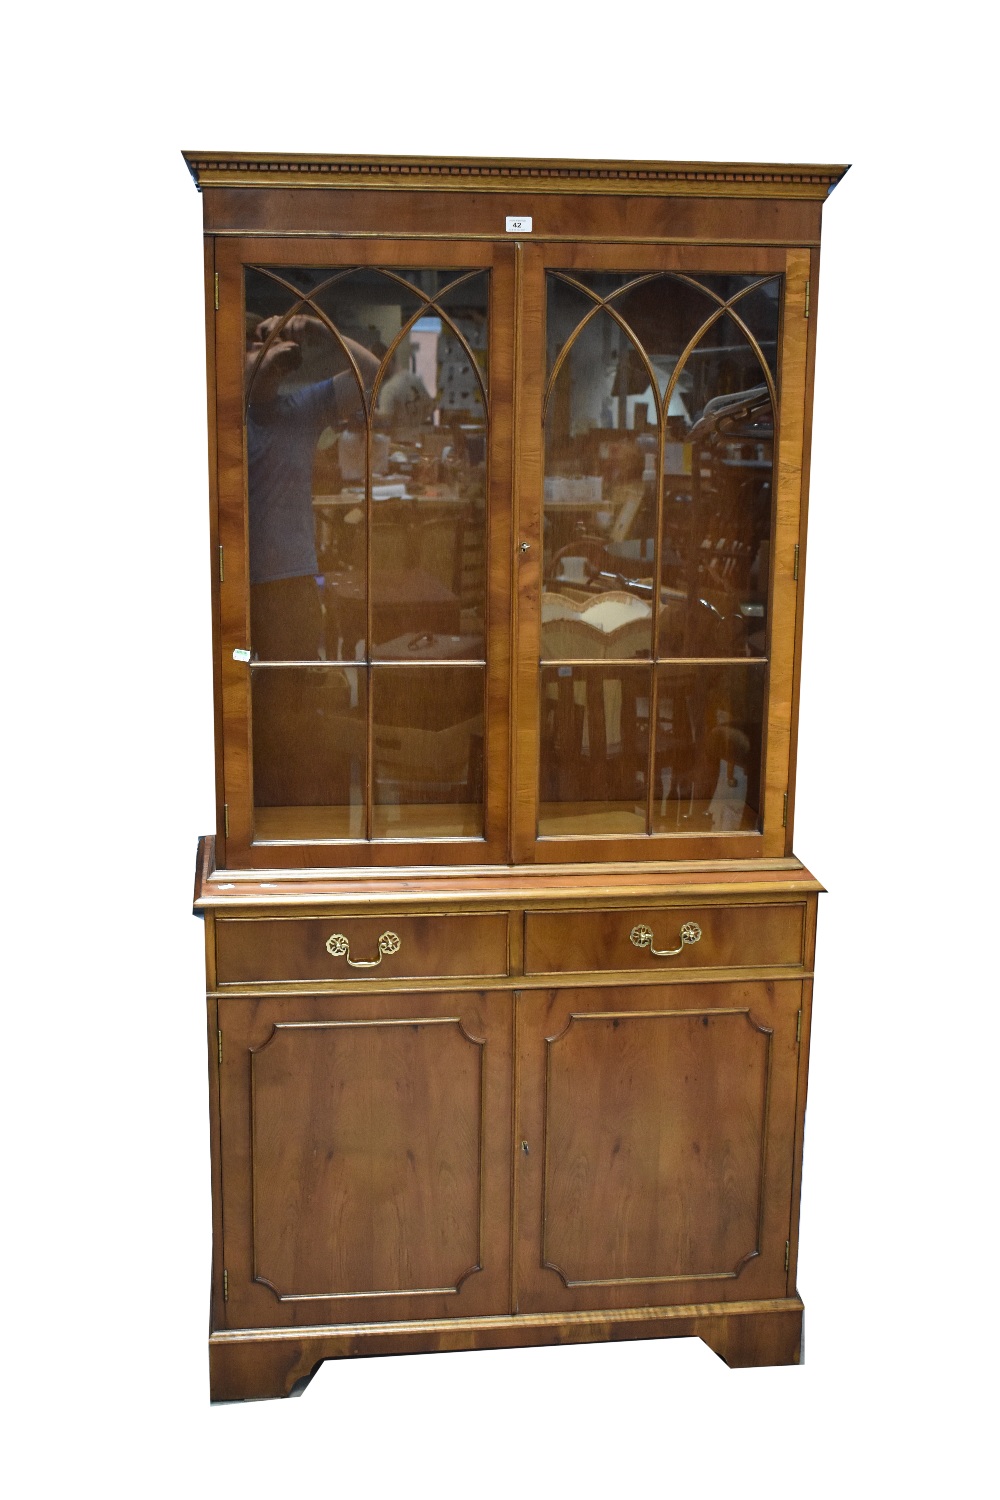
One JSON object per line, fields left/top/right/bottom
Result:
{"left": 324, "top": 569, "right": 461, "bottom": 657}
{"left": 374, "top": 631, "right": 483, "bottom": 661}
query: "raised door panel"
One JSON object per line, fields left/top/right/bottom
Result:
{"left": 515, "top": 980, "right": 801, "bottom": 1313}
{"left": 218, "top": 990, "right": 511, "bottom": 1328}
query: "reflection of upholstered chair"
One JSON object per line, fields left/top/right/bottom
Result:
{"left": 540, "top": 590, "right": 652, "bottom": 661}
{"left": 373, "top": 672, "right": 483, "bottom": 807}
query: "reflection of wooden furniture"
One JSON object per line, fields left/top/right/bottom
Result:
{"left": 325, "top": 568, "right": 460, "bottom": 656}
{"left": 187, "top": 152, "right": 845, "bottom": 1400}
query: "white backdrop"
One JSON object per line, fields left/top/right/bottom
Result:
{"left": 4, "top": 4, "right": 995, "bottom": 1494}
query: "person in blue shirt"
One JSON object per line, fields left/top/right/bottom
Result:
{"left": 246, "top": 313, "right": 380, "bottom": 660}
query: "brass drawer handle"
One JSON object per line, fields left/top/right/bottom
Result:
{"left": 629, "top": 921, "right": 702, "bottom": 958}
{"left": 325, "top": 931, "right": 401, "bottom": 968}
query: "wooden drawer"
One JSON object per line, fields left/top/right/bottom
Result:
{"left": 215, "top": 912, "right": 509, "bottom": 986}
{"left": 523, "top": 903, "right": 806, "bottom": 975}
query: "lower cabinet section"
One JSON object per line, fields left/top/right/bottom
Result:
{"left": 214, "top": 975, "right": 807, "bottom": 1371}
{"left": 217, "top": 990, "right": 512, "bottom": 1327}
{"left": 515, "top": 981, "right": 802, "bottom": 1313}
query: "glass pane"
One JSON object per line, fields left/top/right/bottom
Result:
{"left": 371, "top": 272, "right": 488, "bottom": 659}
{"left": 245, "top": 271, "right": 370, "bottom": 663}
{"left": 726, "top": 277, "right": 782, "bottom": 389}
{"left": 658, "top": 312, "right": 774, "bottom": 659}
{"left": 371, "top": 666, "right": 484, "bottom": 839}
{"left": 252, "top": 665, "right": 365, "bottom": 840}
{"left": 651, "top": 663, "right": 765, "bottom": 832}
{"left": 245, "top": 266, "right": 491, "bottom": 845}
{"left": 538, "top": 665, "right": 649, "bottom": 835}
{"left": 543, "top": 305, "right": 654, "bottom": 654}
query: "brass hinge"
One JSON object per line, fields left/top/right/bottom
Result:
{"left": 214, "top": 271, "right": 219, "bottom": 312}
{"left": 218, "top": 544, "right": 224, "bottom": 582}
{"left": 782, "top": 791, "right": 788, "bottom": 827}
{"left": 785, "top": 1241, "right": 790, "bottom": 1273}
{"left": 224, "top": 803, "right": 229, "bottom": 838}
{"left": 223, "top": 1268, "right": 229, "bottom": 1302}
{"left": 793, "top": 542, "right": 800, "bottom": 581}
{"left": 217, "top": 1028, "right": 223, "bottom": 1066}
{"left": 804, "top": 280, "right": 810, "bottom": 319}
{"left": 796, "top": 1009, "right": 802, "bottom": 1044}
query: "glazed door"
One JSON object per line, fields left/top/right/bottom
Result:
{"left": 514, "top": 981, "right": 802, "bottom": 1314}
{"left": 513, "top": 245, "right": 811, "bottom": 863}
{"left": 217, "top": 990, "right": 512, "bottom": 1329}
{"left": 213, "top": 238, "right": 514, "bottom": 868}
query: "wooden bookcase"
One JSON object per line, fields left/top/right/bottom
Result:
{"left": 186, "top": 153, "right": 846, "bottom": 1401}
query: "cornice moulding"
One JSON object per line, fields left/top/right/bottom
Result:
{"left": 183, "top": 152, "right": 849, "bottom": 201}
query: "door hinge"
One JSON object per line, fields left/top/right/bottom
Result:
{"left": 224, "top": 803, "right": 229, "bottom": 838}
{"left": 793, "top": 542, "right": 800, "bottom": 581}
{"left": 804, "top": 280, "right": 810, "bottom": 319}
{"left": 214, "top": 271, "right": 219, "bottom": 312}
{"left": 782, "top": 791, "right": 788, "bottom": 827}
{"left": 785, "top": 1241, "right": 791, "bottom": 1273}
{"left": 223, "top": 1268, "right": 229, "bottom": 1302}
{"left": 796, "top": 1009, "right": 802, "bottom": 1044}
{"left": 217, "top": 1028, "right": 223, "bottom": 1066}
{"left": 218, "top": 544, "right": 224, "bottom": 582}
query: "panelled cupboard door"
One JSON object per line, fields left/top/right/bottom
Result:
{"left": 515, "top": 981, "right": 802, "bottom": 1314}
{"left": 513, "top": 244, "right": 811, "bottom": 864}
{"left": 218, "top": 990, "right": 512, "bottom": 1328}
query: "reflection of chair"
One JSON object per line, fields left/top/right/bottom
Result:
{"left": 541, "top": 590, "right": 652, "bottom": 660}
{"left": 549, "top": 535, "right": 609, "bottom": 587}
{"left": 373, "top": 672, "right": 484, "bottom": 806}
{"left": 540, "top": 668, "right": 647, "bottom": 804}
{"left": 655, "top": 669, "right": 761, "bottom": 828}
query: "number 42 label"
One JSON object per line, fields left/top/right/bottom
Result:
{"left": 505, "top": 216, "right": 532, "bottom": 233}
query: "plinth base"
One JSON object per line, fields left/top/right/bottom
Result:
{"left": 209, "top": 1297, "right": 804, "bottom": 1401}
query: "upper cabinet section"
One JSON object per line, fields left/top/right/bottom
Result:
{"left": 188, "top": 154, "right": 846, "bottom": 871}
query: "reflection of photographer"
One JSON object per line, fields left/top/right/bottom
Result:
{"left": 245, "top": 314, "right": 378, "bottom": 660}
{"left": 246, "top": 315, "right": 379, "bottom": 810}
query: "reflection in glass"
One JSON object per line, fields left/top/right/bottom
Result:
{"left": 651, "top": 664, "right": 765, "bottom": 833}
{"left": 538, "top": 665, "right": 649, "bottom": 835}
{"left": 538, "top": 269, "right": 781, "bottom": 841}
{"left": 252, "top": 665, "right": 365, "bottom": 841}
{"left": 543, "top": 304, "right": 656, "bottom": 656}
{"left": 372, "top": 666, "right": 484, "bottom": 838}
{"left": 243, "top": 265, "right": 490, "bottom": 844}
{"left": 245, "top": 272, "right": 372, "bottom": 663}
{"left": 370, "top": 273, "right": 488, "bottom": 659}
{"left": 658, "top": 312, "right": 775, "bottom": 660}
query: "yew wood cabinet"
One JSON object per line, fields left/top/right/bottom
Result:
{"left": 186, "top": 153, "right": 844, "bottom": 1401}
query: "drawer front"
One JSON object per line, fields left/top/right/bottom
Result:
{"left": 524, "top": 903, "right": 805, "bottom": 975}
{"left": 216, "top": 912, "right": 509, "bottom": 985}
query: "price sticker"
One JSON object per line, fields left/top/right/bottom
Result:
{"left": 505, "top": 216, "right": 532, "bottom": 233}
{"left": 232, "top": 647, "right": 251, "bottom": 662}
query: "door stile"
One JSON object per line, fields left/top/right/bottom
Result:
{"left": 761, "top": 249, "right": 811, "bottom": 857}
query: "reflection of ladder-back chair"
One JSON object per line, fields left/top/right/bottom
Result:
{"left": 541, "top": 666, "right": 646, "bottom": 805}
